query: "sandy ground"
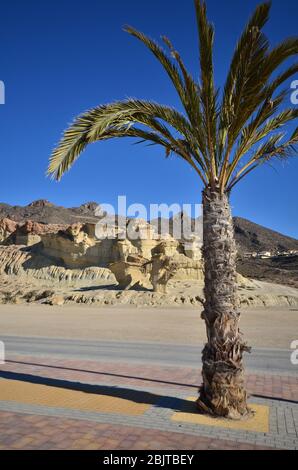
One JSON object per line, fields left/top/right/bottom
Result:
{"left": 0, "top": 303, "right": 297, "bottom": 349}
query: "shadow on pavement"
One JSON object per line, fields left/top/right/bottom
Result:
{"left": 5, "top": 359, "right": 199, "bottom": 389}
{"left": 0, "top": 369, "right": 197, "bottom": 413}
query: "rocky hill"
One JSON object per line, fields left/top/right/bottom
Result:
{"left": 0, "top": 200, "right": 298, "bottom": 303}
{"left": 237, "top": 255, "right": 298, "bottom": 289}
{"left": 1, "top": 200, "right": 298, "bottom": 255}
{"left": 234, "top": 217, "right": 298, "bottom": 254}
{"left": 0, "top": 200, "right": 100, "bottom": 225}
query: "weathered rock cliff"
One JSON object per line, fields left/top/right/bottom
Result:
{"left": 1, "top": 217, "right": 298, "bottom": 308}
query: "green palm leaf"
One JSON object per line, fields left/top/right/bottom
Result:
{"left": 194, "top": 0, "right": 218, "bottom": 179}
{"left": 48, "top": 0, "right": 298, "bottom": 194}
{"left": 48, "top": 100, "right": 208, "bottom": 183}
{"left": 228, "top": 127, "right": 298, "bottom": 190}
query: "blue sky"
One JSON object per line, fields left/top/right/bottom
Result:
{"left": 0, "top": 0, "right": 298, "bottom": 237}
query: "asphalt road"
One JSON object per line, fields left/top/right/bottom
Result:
{"left": 1, "top": 335, "right": 297, "bottom": 375}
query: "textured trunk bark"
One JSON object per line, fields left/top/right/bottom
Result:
{"left": 197, "top": 186, "right": 251, "bottom": 419}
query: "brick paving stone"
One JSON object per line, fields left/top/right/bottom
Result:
{"left": 2, "top": 355, "right": 297, "bottom": 401}
{"left": 0, "top": 411, "right": 277, "bottom": 450}
{"left": 0, "top": 355, "right": 297, "bottom": 450}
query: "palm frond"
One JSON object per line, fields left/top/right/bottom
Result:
{"left": 48, "top": 1, "right": 298, "bottom": 194}
{"left": 86, "top": 99, "right": 189, "bottom": 141}
{"left": 218, "top": 2, "right": 298, "bottom": 191}
{"left": 227, "top": 127, "right": 298, "bottom": 190}
{"left": 266, "top": 64, "right": 298, "bottom": 97}
{"left": 47, "top": 100, "right": 208, "bottom": 183}
{"left": 218, "top": 2, "right": 271, "bottom": 158}
{"left": 124, "top": 25, "right": 208, "bottom": 160}
{"left": 161, "top": 36, "right": 205, "bottom": 147}
{"left": 224, "top": 106, "right": 298, "bottom": 186}
{"left": 124, "top": 27, "right": 190, "bottom": 116}
{"left": 262, "top": 38, "right": 298, "bottom": 80}
{"left": 48, "top": 111, "right": 95, "bottom": 181}
{"left": 194, "top": 0, "right": 217, "bottom": 179}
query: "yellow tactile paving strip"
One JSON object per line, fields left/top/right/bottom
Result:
{"left": 172, "top": 398, "right": 269, "bottom": 433}
{"left": 0, "top": 379, "right": 151, "bottom": 416}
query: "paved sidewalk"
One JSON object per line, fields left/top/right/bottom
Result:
{"left": 0, "top": 355, "right": 297, "bottom": 450}
{"left": 0, "top": 411, "right": 274, "bottom": 450}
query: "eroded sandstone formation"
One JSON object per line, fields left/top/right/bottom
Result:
{"left": 1, "top": 216, "right": 297, "bottom": 308}
{"left": 37, "top": 220, "right": 203, "bottom": 291}
{"left": 0, "top": 217, "right": 204, "bottom": 293}
{"left": 0, "top": 218, "right": 18, "bottom": 244}
{"left": 0, "top": 217, "right": 65, "bottom": 246}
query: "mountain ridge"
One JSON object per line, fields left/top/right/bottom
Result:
{"left": 0, "top": 199, "right": 297, "bottom": 254}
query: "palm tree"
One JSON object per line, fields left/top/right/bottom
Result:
{"left": 47, "top": 1, "right": 298, "bottom": 419}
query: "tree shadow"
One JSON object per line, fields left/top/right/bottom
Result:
{"left": 73, "top": 284, "right": 152, "bottom": 292}
{"left": 0, "top": 370, "right": 196, "bottom": 413}
{"left": 5, "top": 359, "right": 199, "bottom": 390}
{"left": 73, "top": 285, "right": 121, "bottom": 292}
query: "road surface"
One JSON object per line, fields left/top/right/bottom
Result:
{"left": 1, "top": 335, "right": 297, "bottom": 375}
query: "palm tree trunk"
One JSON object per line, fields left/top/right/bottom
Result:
{"left": 197, "top": 186, "right": 251, "bottom": 419}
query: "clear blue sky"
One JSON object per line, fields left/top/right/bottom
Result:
{"left": 1, "top": 0, "right": 298, "bottom": 237}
